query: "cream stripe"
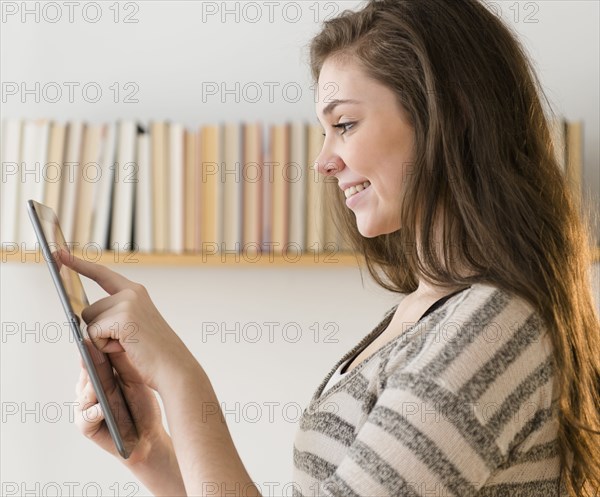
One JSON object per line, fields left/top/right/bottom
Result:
{"left": 484, "top": 456, "right": 561, "bottom": 484}
{"left": 442, "top": 298, "right": 531, "bottom": 391}
{"left": 477, "top": 337, "right": 550, "bottom": 421}
{"left": 496, "top": 381, "right": 554, "bottom": 451}
{"left": 332, "top": 456, "right": 391, "bottom": 497}
{"left": 313, "top": 390, "right": 367, "bottom": 427}
{"left": 409, "top": 286, "right": 503, "bottom": 374}
{"left": 294, "top": 429, "right": 353, "bottom": 466}
{"left": 378, "top": 387, "right": 491, "bottom": 481}
{"left": 354, "top": 421, "right": 457, "bottom": 496}
{"left": 518, "top": 415, "right": 559, "bottom": 453}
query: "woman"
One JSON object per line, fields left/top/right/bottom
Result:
{"left": 64, "top": 0, "right": 599, "bottom": 495}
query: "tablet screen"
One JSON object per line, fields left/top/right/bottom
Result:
{"left": 32, "top": 201, "right": 104, "bottom": 366}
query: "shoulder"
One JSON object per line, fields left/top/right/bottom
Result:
{"left": 403, "top": 282, "right": 551, "bottom": 380}
{"left": 383, "top": 282, "right": 557, "bottom": 453}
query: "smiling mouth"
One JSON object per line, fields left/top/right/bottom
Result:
{"left": 344, "top": 181, "right": 371, "bottom": 199}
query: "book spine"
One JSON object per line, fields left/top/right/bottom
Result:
{"left": 242, "top": 122, "right": 263, "bottom": 253}
{"left": 60, "top": 121, "right": 85, "bottom": 245}
{"left": 44, "top": 121, "right": 66, "bottom": 217}
{"left": 184, "top": 129, "right": 197, "bottom": 253}
{"left": 289, "top": 121, "right": 308, "bottom": 253}
{"left": 90, "top": 122, "right": 116, "bottom": 251}
{"left": 135, "top": 126, "right": 153, "bottom": 253}
{"left": 110, "top": 120, "right": 137, "bottom": 252}
{"left": 151, "top": 121, "right": 168, "bottom": 252}
{"left": 169, "top": 122, "right": 185, "bottom": 254}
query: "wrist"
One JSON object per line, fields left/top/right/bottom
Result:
{"left": 123, "top": 427, "right": 170, "bottom": 470}
{"left": 124, "top": 430, "right": 187, "bottom": 497}
{"left": 156, "top": 352, "right": 207, "bottom": 397}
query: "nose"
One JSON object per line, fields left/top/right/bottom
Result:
{"left": 314, "top": 145, "right": 344, "bottom": 178}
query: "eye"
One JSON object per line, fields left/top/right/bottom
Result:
{"left": 334, "top": 122, "right": 355, "bottom": 135}
{"left": 322, "top": 122, "right": 355, "bottom": 137}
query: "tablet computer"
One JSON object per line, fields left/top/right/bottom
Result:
{"left": 27, "top": 199, "right": 139, "bottom": 459}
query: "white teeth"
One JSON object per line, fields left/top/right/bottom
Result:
{"left": 344, "top": 181, "right": 371, "bottom": 199}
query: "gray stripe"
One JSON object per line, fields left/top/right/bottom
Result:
{"left": 369, "top": 405, "right": 479, "bottom": 496}
{"left": 344, "top": 438, "right": 421, "bottom": 497}
{"left": 388, "top": 371, "right": 505, "bottom": 467}
{"left": 459, "top": 312, "right": 545, "bottom": 401}
{"left": 343, "top": 372, "right": 378, "bottom": 413}
{"left": 298, "top": 411, "right": 356, "bottom": 447}
{"left": 497, "top": 440, "right": 559, "bottom": 469}
{"left": 508, "top": 406, "right": 555, "bottom": 454}
{"left": 314, "top": 473, "right": 363, "bottom": 497}
{"left": 474, "top": 479, "right": 562, "bottom": 497}
{"left": 486, "top": 358, "right": 553, "bottom": 435}
{"left": 293, "top": 445, "right": 337, "bottom": 481}
{"left": 426, "top": 289, "right": 511, "bottom": 379}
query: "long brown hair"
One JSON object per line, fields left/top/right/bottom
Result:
{"left": 308, "top": 0, "right": 600, "bottom": 495}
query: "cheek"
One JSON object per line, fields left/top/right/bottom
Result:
{"left": 374, "top": 165, "right": 406, "bottom": 198}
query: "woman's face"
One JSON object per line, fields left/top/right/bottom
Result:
{"left": 314, "top": 57, "right": 416, "bottom": 238}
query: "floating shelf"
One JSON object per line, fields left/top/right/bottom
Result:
{"left": 2, "top": 247, "right": 599, "bottom": 267}
{"left": 0, "top": 249, "right": 363, "bottom": 267}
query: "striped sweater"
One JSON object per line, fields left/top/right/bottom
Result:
{"left": 292, "top": 283, "right": 566, "bottom": 496}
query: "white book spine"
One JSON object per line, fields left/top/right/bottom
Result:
{"left": 91, "top": 122, "right": 116, "bottom": 250}
{"left": 35, "top": 120, "right": 50, "bottom": 204}
{"left": 20, "top": 120, "right": 49, "bottom": 250}
{"left": 76, "top": 123, "right": 104, "bottom": 248}
{"left": 60, "top": 121, "right": 84, "bottom": 244}
{"left": 1, "top": 119, "right": 22, "bottom": 246}
{"left": 135, "top": 131, "right": 153, "bottom": 253}
{"left": 111, "top": 120, "right": 137, "bottom": 252}
{"left": 169, "top": 123, "right": 184, "bottom": 254}
{"left": 224, "top": 123, "right": 242, "bottom": 253}
{"left": 44, "top": 122, "right": 66, "bottom": 217}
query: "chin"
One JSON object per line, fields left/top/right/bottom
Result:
{"left": 356, "top": 220, "right": 401, "bottom": 239}
{"left": 356, "top": 224, "right": 384, "bottom": 239}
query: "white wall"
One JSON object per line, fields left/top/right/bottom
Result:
{"left": 1, "top": 2, "right": 598, "bottom": 496}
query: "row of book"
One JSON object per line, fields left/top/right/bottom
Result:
{"left": 1, "top": 118, "right": 352, "bottom": 255}
{"left": 0, "top": 116, "right": 582, "bottom": 256}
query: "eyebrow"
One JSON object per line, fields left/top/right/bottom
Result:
{"left": 321, "top": 98, "right": 361, "bottom": 117}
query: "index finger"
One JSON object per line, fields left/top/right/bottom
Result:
{"left": 57, "top": 248, "right": 133, "bottom": 295}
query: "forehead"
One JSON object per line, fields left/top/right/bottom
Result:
{"left": 315, "top": 58, "right": 365, "bottom": 106}
{"left": 314, "top": 57, "right": 396, "bottom": 117}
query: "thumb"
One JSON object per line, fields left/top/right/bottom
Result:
{"left": 85, "top": 321, "right": 125, "bottom": 355}
{"left": 107, "top": 350, "right": 144, "bottom": 386}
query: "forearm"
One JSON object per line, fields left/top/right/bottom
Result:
{"left": 159, "top": 360, "right": 261, "bottom": 497}
{"left": 125, "top": 430, "right": 187, "bottom": 497}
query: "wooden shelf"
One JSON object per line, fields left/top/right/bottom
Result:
{"left": 2, "top": 247, "right": 598, "bottom": 267}
{"left": 0, "top": 249, "right": 363, "bottom": 267}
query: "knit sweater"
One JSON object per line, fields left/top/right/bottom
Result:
{"left": 292, "top": 283, "right": 565, "bottom": 496}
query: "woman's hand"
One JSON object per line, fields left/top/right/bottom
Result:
{"left": 75, "top": 351, "right": 187, "bottom": 496}
{"left": 61, "top": 249, "right": 257, "bottom": 496}
{"left": 75, "top": 349, "right": 162, "bottom": 464}
{"left": 58, "top": 248, "right": 197, "bottom": 393}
